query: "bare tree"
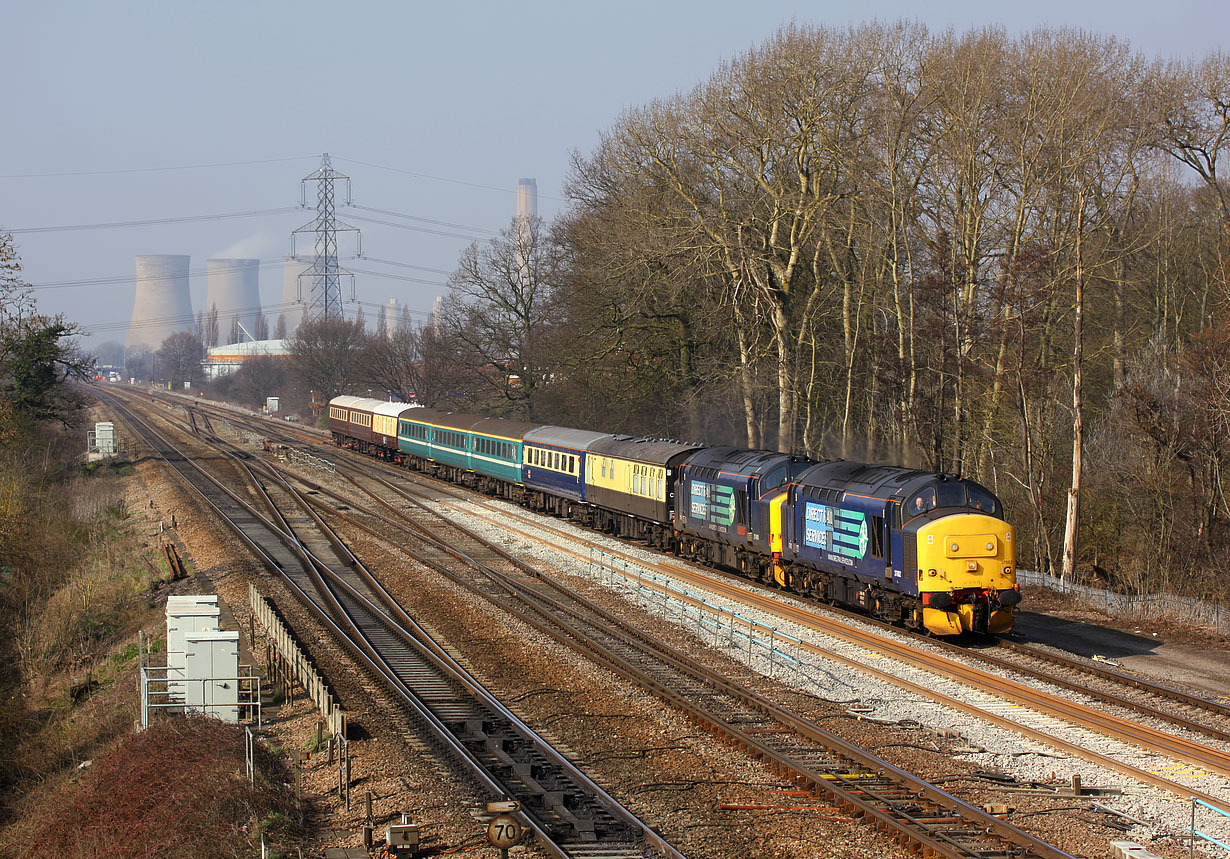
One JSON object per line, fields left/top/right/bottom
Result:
{"left": 157, "top": 330, "right": 204, "bottom": 387}
{"left": 231, "top": 355, "right": 286, "bottom": 408}
{"left": 360, "top": 326, "right": 424, "bottom": 403}
{"left": 287, "top": 317, "right": 369, "bottom": 402}
{"left": 441, "top": 216, "right": 564, "bottom": 419}
{"left": 202, "top": 304, "right": 219, "bottom": 349}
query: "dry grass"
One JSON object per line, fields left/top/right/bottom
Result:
{"left": 10, "top": 717, "right": 306, "bottom": 859}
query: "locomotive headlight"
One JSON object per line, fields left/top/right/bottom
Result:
{"left": 950, "top": 543, "right": 959, "bottom": 552}
{"left": 985, "top": 541, "right": 994, "bottom": 551}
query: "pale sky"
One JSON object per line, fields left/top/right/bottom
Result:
{"left": 2, "top": 0, "right": 1226, "bottom": 348}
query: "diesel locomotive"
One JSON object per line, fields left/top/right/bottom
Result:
{"left": 327, "top": 395, "right": 1019, "bottom": 635}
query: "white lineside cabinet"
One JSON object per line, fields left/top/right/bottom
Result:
{"left": 95, "top": 422, "right": 115, "bottom": 454}
{"left": 182, "top": 630, "right": 240, "bottom": 723}
{"left": 166, "top": 596, "right": 220, "bottom": 703}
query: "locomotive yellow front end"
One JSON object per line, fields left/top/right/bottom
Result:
{"left": 916, "top": 513, "right": 1019, "bottom": 635}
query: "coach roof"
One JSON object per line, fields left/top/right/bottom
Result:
{"left": 523, "top": 425, "right": 613, "bottom": 451}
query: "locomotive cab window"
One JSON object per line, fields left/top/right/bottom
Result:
{"left": 966, "top": 483, "right": 999, "bottom": 515}
{"left": 761, "top": 465, "right": 788, "bottom": 495}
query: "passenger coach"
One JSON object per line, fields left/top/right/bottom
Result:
{"left": 522, "top": 425, "right": 613, "bottom": 516}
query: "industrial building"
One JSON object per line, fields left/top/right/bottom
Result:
{"left": 201, "top": 338, "right": 291, "bottom": 380}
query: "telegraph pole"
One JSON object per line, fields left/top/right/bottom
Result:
{"left": 293, "top": 153, "right": 360, "bottom": 321}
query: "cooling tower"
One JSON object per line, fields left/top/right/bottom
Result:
{"left": 279, "top": 257, "right": 307, "bottom": 336}
{"left": 204, "top": 259, "right": 261, "bottom": 345}
{"left": 126, "top": 255, "right": 193, "bottom": 351}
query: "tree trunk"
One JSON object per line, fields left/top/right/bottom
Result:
{"left": 1061, "top": 202, "right": 1086, "bottom": 585}
{"left": 774, "top": 303, "right": 794, "bottom": 452}
{"left": 732, "top": 300, "right": 760, "bottom": 448}
{"left": 841, "top": 276, "right": 855, "bottom": 459}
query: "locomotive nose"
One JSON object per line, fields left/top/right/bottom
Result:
{"left": 917, "top": 514, "right": 1017, "bottom": 634}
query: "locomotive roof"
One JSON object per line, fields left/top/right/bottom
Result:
{"left": 792, "top": 462, "right": 944, "bottom": 494}
{"left": 796, "top": 460, "right": 962, "bottom": 500}
{"left": 588, "top": 435, "right": 704, "bottom": 466}
{"left": 523, "top": 425, "right": 614, "bottom": 450}
{"left": 684, "top": 446, "right": 814, "bottom": 477}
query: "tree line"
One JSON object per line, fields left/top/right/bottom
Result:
{"left": 402, "top": 23, "right": 1230, "bottom": 601}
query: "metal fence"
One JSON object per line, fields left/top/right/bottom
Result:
{"left": 1190, "top": 796, "right": 1230, "bottom": 857}
{"left": 249, "top": 583, "right": 347, "bottom": 738}
{"left": 139, "top": 663, "right": 261, "bottom": 728}
{"left": 1017, "top": 569, "right": 1230, "bottom": 635}
{"left": 286, "top": 448, "right": 335, "bottom": 474}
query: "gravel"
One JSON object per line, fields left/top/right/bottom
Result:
{"left": 426, "top": 491, "right": 1230, "bottom": 853}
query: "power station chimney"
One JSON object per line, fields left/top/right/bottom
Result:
{"left": 517, "top": 178, "right": 537, "bottom": 226}
{"left": 126, "top": 255, "right": 193, "bottom": 352}
{"left": 205, "top": 259, "right": 261, "bottom": 345}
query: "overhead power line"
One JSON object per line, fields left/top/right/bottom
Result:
{"left": 332, "top": 156, "right": 516, "bottom": 196}
{"left": 0, "top": 156, "right": 319, "bottom": 180}
{"left": 346, "top": 213, "right": 485, "bottom": 241}
{"left": 8, "top": 206, "right": 302, "bottom": 235}
{"left": 352, "top": 299, "right": 432, "bottom": 317}
{"left": 349, "top": 266, "right": 446, "bottom": 287}
{"left": 28, "top": 257, "right": 307, "bottom": 291}
{"left": 359, "top": 256, "right": 452, "bottom": 275}
{"left": 85, "top": 301, "right": 302, "bottom": 334}
{"left": 348, "top": 204, "right": 495, "bottom": 236}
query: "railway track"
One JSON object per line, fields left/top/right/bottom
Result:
{"left": 102, "top": 390, "right": 683, "bottom": 859}
{"left": 248, "top": 443, "right": 1082, "bottom": 859}
{"left": 238, "top": 429, "right": 1230, "bottom": 807}
{"left": 135, "top": 392, "right": 1230, "bottom": 842}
